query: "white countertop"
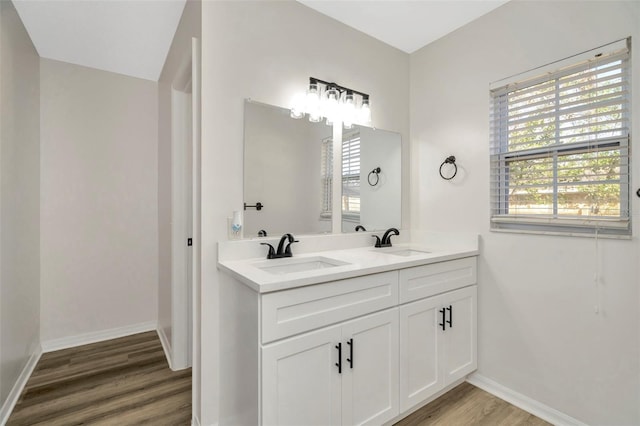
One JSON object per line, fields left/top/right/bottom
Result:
{"left": 218, "top": 241, "right": 478, "bottom": 293}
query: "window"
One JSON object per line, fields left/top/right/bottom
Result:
{"left": 342, "top": 132, "right": 361, "bottom": 221}
{"left": 490, "top": 39, "right": 631, "bottom": 237}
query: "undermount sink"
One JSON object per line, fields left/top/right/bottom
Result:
{"left": 384, "top": 249, "right": 431, "bottom": 257}
{"left": 254, "top": 256, "right": 350, "bottom": 275}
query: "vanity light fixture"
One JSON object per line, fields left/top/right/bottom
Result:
{"left": 290, "top": 77, "right": 371, "bottom": 127}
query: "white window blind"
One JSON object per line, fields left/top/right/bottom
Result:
{"left": 342, "top": 132, "right": 361, "bottom": 221}
{"left": 490, "top": 39, "right": 631, "bottom": 237}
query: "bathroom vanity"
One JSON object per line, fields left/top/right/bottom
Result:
{"left": 217, "top": 231, "right": 478, "bottom": 425}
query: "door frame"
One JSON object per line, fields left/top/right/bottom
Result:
{"left": 170, "top": 39, "right": 199, "bottom": 371}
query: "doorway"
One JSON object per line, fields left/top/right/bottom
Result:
{"left": 169, "top": 39, "right": 200, "bottom": 371}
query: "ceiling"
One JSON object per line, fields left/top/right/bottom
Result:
{"left": 13, "top": 0, "right": 186, "bottom": 82}
{"left": 298, "top": 0, "right": 509, "bottom": 53}
{"left": 12, "top": 0, "right": 508, "bottom": 82}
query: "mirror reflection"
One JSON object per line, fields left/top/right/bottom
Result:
{"left": 341, "top": 125, "right": 401, "bottom": 233}
{"left": 244, "top": 100, "right": 332, "bottom": 237}
{"left": 243, "top": 100, "right": 401, "bottom": 238}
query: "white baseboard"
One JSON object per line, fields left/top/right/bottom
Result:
{"left": 41, "top": 321, "right": 157, "bottom": 353}
{"left": 191, "top": 416, "right": 201, "bottom": 426}
{"left": 157, "top": 326, "right": 174, "bottom": 370}
{"left": 0, "top": 343, "right": 42, "bottom": 425}
{"left": 467, "top": 373, "right": 587, "bottom": 426}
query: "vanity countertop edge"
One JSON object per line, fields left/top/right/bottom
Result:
{"left": 218, "top": 244, "right": 479, "bottom": 294}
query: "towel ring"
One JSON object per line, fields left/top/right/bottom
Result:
{"left": 439, "top": 156, "right": 457, "bottom": 180}
{"left": 368, "top": 167, "right": 381, "bottom": 186}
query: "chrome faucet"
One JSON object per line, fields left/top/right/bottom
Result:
{"left": 372, "top": 228, "right": 400, "bottom": 248}
{"left": 261, "top": 233, "right": 299, "bottom": 259}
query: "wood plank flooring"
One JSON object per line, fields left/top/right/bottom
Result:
{"left": 6, "top": 331, "right": 191, "bottom": 426}
{"left": 7, "top": 331, "right": 548, "bottom": 426}
{"left": 395, "top": 381, "right": 551, "bottom": 426}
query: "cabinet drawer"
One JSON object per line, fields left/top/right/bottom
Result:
{"left": 399, "top": 257, "right": 476, "bottom": 303}
{"left": 261, "top": 271, "right": 399, "bottom": 343}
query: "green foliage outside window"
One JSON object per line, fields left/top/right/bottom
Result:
{"left": 495, "top": 56, "right": 628, "bottom": 220}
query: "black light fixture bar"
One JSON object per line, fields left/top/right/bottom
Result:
{"left": 310, "top": 77, "right": 369, "bottom": 100}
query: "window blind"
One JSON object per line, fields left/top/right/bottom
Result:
{"left": 342, "top": 132, "right": 361, "bottom": 219}
{"left": 490, "top": 39, "right": 631, "bottom": 237}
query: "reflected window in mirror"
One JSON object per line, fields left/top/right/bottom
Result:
{"left": 320, "top": 137, "right": 333, "bottom": 220}
{"left": 319, "top": 132, "right": 362, "bottom": 224}
{"left": 342, "top": 125, "right": 401, "bottom": 233}
{"left": 342, "top": 131, "right": 361, "bottom": 223}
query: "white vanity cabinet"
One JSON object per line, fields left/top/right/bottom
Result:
{"left": 218, "top": 249, "right": 478, "bottom": 426}
{"left": 262, "top": 309, "right": 399, "bottom": 426}
{"left": 399, "top": 285, "right": 477, "bottom": 413}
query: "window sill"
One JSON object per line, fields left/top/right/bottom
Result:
{"left": 490, "top": 216, "right": 631, "bottom": 239}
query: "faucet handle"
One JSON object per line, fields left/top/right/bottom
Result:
{"left": 372, "top": 235, "right": 382, "bottom": 248}
{"left": 260, "top": 243, "right": 276, "bottom": 259}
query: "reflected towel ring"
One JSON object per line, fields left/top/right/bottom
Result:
{"left": 368, "top": 167, "right": 381, "bottom": 186}
{"left": 439, "top": 156, "right": 457, "bottom": 180}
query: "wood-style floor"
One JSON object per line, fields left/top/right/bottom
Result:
{"left": 395, "top": 381, "right": 551, "bottom": 426}
{"left": 7, "top": 331, "right": 548, "bottom": 426}
{"left": 6, "top": 331, "right": 191, "bottom": 426}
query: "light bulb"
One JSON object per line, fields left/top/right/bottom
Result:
{"left": 324, "top": 87, "right": 339, "bottom": 124}
{"left": 307, "top": 82, "right": 321, "bottom": 122}
{"left": 342, "top": 92, "right": 355, "bottom": 129}
{"left": 359, "top": 97, "right": 371, "bottom": 125}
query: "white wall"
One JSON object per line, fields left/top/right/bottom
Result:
{"left": 157, "top": 0, "right": 201, "bottom": 374}
{"left": 201, "top": 1, "right": 409, "bottom": 423}
{"left": 410, "top": 1, "right": 640, "bottom": 424}
{"left": 40, "top": 59, "right": 159, "bottom": 343}
{"left": 0, "top": 0, "right": 40, "bottom": 410}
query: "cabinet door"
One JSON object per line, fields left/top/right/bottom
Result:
{"left": 262, "top": 325, "right": 342, "bottom": 426}
{"left": 399, "top": 295, "right": 444, "bottom": 413}
{"left": 341, "top": 309, "right": 399, "bottom": 426}
{"left": 441, "top": 285, "right": 477, "bottom": 386}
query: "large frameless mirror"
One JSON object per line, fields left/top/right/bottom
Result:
{"left": 243, "top": 99, "right": 401, "bottom": 238}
